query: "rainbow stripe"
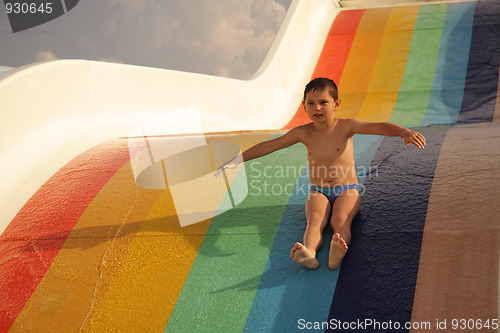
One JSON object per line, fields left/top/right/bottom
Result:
{"left": 1, "top": 2, "right": 499, "bottom": 332}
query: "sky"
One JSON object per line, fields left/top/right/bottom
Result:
{"left": 0, "top": 0, "right": 292, "bottom": 79}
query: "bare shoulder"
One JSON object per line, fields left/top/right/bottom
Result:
{"left": 294, "top": 123, "right": 314, "bottom": 132}
{"left": 337, "top": 118, "right": 358, "bottom": 126}
{"left": 289, "top": 123, "right": 313, "bottom": 140}
{"left": 336, "top": 118, "right": 360, "bottom": 134}
{"left": 268, "top": 124, "right": 307, "bottom": 149}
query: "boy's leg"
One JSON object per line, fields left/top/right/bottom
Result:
{"left": 290, "top": 191, "right": 331, "bottom": 269}
{"left": 328, "top": 189, "right": 361, "bottom": 269}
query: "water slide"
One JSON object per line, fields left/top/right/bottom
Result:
{"left": 1, "top": 0, "right": 499, "bottom": 331}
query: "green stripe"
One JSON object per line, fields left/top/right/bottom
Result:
{"left": 164, "top": 136, "right": 306, "bottom": 332}
{"left": 389, "top": 4, "right": 447, "bottom": 126}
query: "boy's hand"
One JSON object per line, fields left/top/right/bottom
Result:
{"left": 214, "top": 154, "right": 243, "bottom": 178}
{"left": 402, "top": 130, "right": 426, "bottom": 149}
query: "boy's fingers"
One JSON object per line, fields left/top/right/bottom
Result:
{"left": 413, "top": 138, "right": 423, "bottom": 148}
{"left": 412, "top": 132, "right": 426, "bottom": 148}
{"left": 417, "top": 135, "right": 426, "bottom": 148}
{"left": 405, "top": 135, "right": 425, "bottom": 149}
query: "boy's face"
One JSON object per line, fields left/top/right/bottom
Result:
{"left": 303, "top": 88, "right": 341, "bottom": 123}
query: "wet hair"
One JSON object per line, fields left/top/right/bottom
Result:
{"left": 303, "top": 77, "right": 338, "bottom": 101}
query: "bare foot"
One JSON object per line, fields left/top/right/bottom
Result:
{"left": 328, "top": 233, "right": 348, "bottom": 269}
{"left": 290, "top": 242, "right": 319, "bottom": 269}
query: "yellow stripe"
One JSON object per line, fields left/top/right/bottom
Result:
{"left": 337, "top": 7, "right": 392, "bottom": 119}
{"left": 81, "top": 188, "right": 211, "bottom": 332}
{"left": 356, "top": 6, "right": 419, "bottom": 122}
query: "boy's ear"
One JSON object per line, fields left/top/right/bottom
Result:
{"left": 335, "top": 99, "right": 341, "bottom": 110}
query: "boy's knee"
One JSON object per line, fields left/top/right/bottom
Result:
{"left": 330, "top": 213, "right": 349, "bottom": 228}
{"left": 308, "top": 212, "right": 327, "bottom": 226}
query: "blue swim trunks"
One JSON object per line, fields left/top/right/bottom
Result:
{"left": 310, "top": 184, "right": 359, "bottom": 205}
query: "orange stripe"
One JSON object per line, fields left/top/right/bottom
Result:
{"left": 337, "top": 7, "right": 392, "bottom": 119}
{"left": 312, "top": 9, "right": 366, "bottom": 85}
{"left": 283, "top": 10, "right": 365, "bottom": 129}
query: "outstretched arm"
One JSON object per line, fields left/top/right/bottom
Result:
{"left": 348, "top": 119, "right": 426, "bottom": 149}
{"left": 214, "top": 127, "right": 301, "bottom": 177}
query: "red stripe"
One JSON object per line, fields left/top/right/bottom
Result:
{"left": 283, "top": 9, "right": 365, "bottom": 129}
{"left": 0, "top": 139, "right": 131, "bottom": 331}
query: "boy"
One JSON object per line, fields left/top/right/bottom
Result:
{"left": 215, "top": 78, "right": 426, "bottom": 269}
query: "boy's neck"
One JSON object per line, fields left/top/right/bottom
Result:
{"left": 313, "top": 117, "right": 338, "bottom": 132}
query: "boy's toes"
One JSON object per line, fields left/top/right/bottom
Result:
{"left": 333, "top": 233, "right": 348, "bottom": 249}
{"left": 339, "top": 237, "right": 348, "bottom": 250}
{"left": 329, "top": 233, "right": 348, "bottom": 270}
{"left": 290, "top": 243, "right": 302, "bottom": 258}
{"left": 291, "top": 242, "right": 319, "bottom": 269}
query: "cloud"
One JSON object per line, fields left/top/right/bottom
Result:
{"left": 35, "top": 50, "right": 60, "bottom": 62}
{"left": 1, "top": 0, "right": 290, "bottom": 74}
{"left": 99, "top": 0, "right": 287, "bottom": 79}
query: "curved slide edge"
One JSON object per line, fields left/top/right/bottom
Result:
{"left": 0, "top": 0, "right": 339, "bottom": 232}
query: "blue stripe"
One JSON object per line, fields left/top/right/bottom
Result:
{"left": 243, "top": 135, "right": 383, "bottom": 332}
{"left": 422, "top": 2, "right": 475, "bottom": 125}
{"left": 457, "top": 1, "right": 500, "bottom": 123}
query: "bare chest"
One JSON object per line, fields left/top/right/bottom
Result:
{"left": 302, "top": 131, "right": 352, "bottom": 162}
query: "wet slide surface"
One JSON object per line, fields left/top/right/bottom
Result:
{"left": 1, "top": 1, "right": 499, "bottom": 332}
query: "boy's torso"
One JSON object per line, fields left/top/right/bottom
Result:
{"left": 298, "top": 119, "right": 358, "bottom": 187}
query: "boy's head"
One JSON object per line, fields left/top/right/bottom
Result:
{"left": 303, "top": 77, "right": 338, "bottom": 102}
